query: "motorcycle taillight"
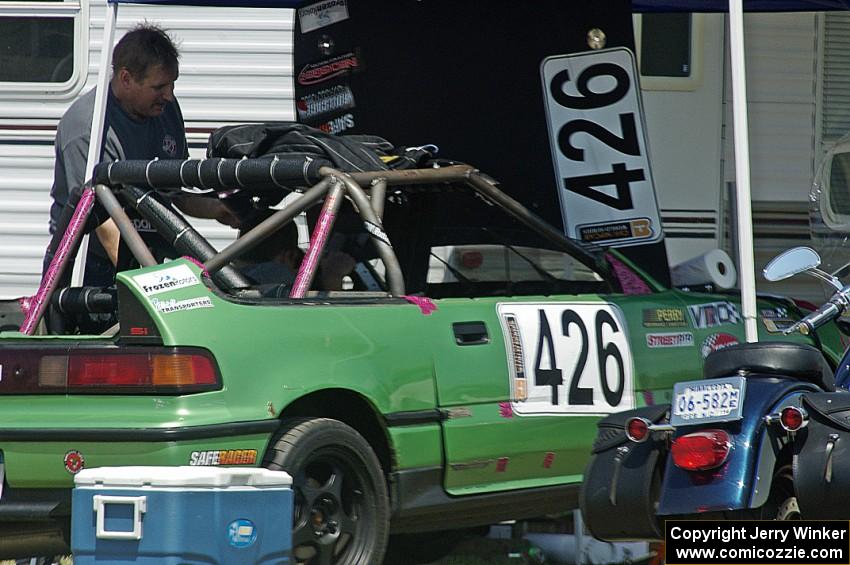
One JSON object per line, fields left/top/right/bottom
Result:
{"left": 671, "top": 430, "right": 732, "bottom": 471}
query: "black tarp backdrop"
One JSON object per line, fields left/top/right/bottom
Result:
{"left": 293, "top": 0, "right": 673, "bottom": 287}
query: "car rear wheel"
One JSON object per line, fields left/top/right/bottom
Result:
{"left": 263, "top": 417, "right": 390, "bottom": 565}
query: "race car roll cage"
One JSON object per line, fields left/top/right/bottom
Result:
{"left": 21, "top": 157, "right": 612, "bottom": 335}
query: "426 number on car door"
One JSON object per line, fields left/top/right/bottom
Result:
{"left": 497, "top": 302, "right": 634, "bottom": 416}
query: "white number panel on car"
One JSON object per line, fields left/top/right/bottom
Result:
{"left": 540, "top": 47, "right": 662, "bottom": 248}
{"left": 497, "top": 302, "right": 634, "bottom": 416}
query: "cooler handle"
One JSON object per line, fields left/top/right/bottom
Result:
{"left": 93, "top": 494, "right": 147, "bottom": 540}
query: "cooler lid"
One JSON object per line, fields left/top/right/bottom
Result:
{"left": 74, "top": 466, "right": 292, "bottom": 488}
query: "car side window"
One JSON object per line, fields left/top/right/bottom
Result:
{"left": 427, "top": 245, "right": 603, "bottom": 285}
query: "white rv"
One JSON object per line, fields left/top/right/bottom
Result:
{"left": 0, "top": 3, "right": 847, "bottom": 303}
{"left": 0, "top": 0, "right": 294, "bottom": 297}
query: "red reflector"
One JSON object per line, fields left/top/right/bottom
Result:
{"left": 626, "top": 417, "right": 650, "bottom": 442}
{"left": 671, "top": 430, "right": 732, "bottom": 471}
{"left": 780, "top": 406, "right": 807, "bottom": 432}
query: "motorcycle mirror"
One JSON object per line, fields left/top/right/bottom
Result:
{"left": 763, "top": 247, "right": 822, "bottom": 282}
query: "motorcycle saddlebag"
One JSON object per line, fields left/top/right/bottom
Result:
{"left": 579, "top": 404, "right": 669, "bottom": 541}
{"left": 795, "top": 392, "right": 850, "bottom": 519}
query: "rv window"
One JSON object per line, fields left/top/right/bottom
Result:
{"left": 0, "top": 17, "right": 74, "bottom": 82}
{"left": 0, "top": 1, "right": 84, "bottom": 93}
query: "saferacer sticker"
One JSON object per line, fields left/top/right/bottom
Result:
{"left": 133, "top": 264, "right": 199, "bottom": 296}
{"left": 497, "top": 302, "right": 634, "bottom": 416}
{"left": 151, "top": 296, "right": 214, "bottom": 314}
{"left": 189, "top": 449, "right": 257, "bottom": 466}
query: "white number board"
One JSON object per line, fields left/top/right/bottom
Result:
{"left": 541, "top": 48, "right": 663, "bottom": 248}
{"left": 498, "top": 302, "right": 635, "bottom": 416}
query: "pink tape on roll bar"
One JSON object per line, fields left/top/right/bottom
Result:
{"left": 20, "top": 188, "right": 97, "bottom": 334}
{"left": 291, "top": 210, "right": 335, "bottom": 298}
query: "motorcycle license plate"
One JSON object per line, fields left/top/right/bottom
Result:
{"left": 670, "top": 376, "right": 746, "bottom": 426}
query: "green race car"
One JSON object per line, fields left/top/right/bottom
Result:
{"left": 3, "top": 135, "right": 840, "bottom": 564}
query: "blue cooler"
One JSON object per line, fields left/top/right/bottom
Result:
{"left": 72, "top": 466, "right": 292, "bottom": 564}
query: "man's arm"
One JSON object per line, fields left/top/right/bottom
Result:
{"left": 173, "top": 196, "right": 240, "bottom": 228}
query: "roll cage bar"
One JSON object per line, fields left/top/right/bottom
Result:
{"left": 22, "top": 158, "right": 611, "bottom": 334}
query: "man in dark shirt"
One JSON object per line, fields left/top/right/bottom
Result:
{"left": 48, "top": 23, "right": 187, "bottom": 286}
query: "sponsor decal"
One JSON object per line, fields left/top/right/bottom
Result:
{"left": 64, "top": 450, "right": 85, "bottom": 474}
{"left": 317, "top": 112, "right": 355, "bottom": 135}
{"left": 298, "top": 0, "right": 348, "bottom": 34}
{"left": 576, "top": 218, "right": 653, "bottom": 244}
{"left": 162, "top": 134, "right": 177, "bottom": 157}
{"left": 504, "top": 315, "right": 527, "bottom": 400}
{"left": 642, "top": 308, "right": 687, "bottom": 328}
{"left": 152, "top": 296, "right": 214, "bottom": 314}
{"left": 688, "top": 301, "right": 741, "bottom": 329}
{"left": 701, "top": 333, "right": 739, "bottom": 359}
{"left": 132, "top": 218, "right": 156, "bottom": 232}
{"left": 189, "top": 449, "right": 258, "bottom": 466}
{"left": 133, "top": 264, "right": 199, "bottom": 296}
{"left": 646, "top": 332, "right": 694, "bottom": 348}
{"left": 496, "top": 457, "right": 509, "bottom": 472}
{"left": 763, "top": 318, "right": 796, "bottom": 334}
{"left": 227, "top": 519, "right": 258, "bottom": 548}
{"left": 760, "top": 307, "right": 789, "bottom": 319}
{"left": 297, "top": 52, "right": 360, "bottom": 86}
{"left": 296, "top": 84, "right": 355, "bottom": 121}
{"left": 543, "top": 452, "right": 555, "bottom": 469}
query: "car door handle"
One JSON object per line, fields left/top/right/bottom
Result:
{"left": 453, "top": 322, "right": 489, "bottom": 346}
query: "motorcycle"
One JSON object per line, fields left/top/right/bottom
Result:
{"left": 580, "top": 245, "right": 850, "bottom": 539}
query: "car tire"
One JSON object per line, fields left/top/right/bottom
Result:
{"left": 263, "top": 417, "right": 390, "bottom": 565}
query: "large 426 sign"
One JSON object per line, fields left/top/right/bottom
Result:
{"left": 498, "top": 303, "right": 635, "bottom": 416}
{"left": 541, "top": 48, "right": 662, "bottom": 248}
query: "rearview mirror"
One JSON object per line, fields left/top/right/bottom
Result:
{"left": 763, "top": 247, "right": 821, "bottom": 282}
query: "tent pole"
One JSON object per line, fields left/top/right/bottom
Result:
{"left": 70, "top": 0, "right": 118, "bottom": 286}
{"left": 729, "top": 0, "right": 759, "bottom": 342}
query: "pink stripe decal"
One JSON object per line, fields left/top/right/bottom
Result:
{"left": 402, "top": 295, "right": 437, "bottom": 315}
{"left": 21, "top": 188, "right": 96, "bottom": 334}
{"left": 605, "top": 252, "right": 652, "bottom": 296}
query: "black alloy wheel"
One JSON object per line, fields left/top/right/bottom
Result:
{"left": 264, "top": 417, "right": 390, "bottom": 565}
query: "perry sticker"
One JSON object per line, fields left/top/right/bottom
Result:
{"left": 497, "top": 302, "right": 634, "bottom": 416}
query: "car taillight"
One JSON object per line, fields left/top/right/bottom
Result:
{"left": 626, "top": 417, "right": 650, "bottom": 442}
{"left": 37, "top": 348, "right": 219, "bottom": 393}
{"left": 780, "top": 406, "right": 808, "bottom": 432}
{"left": 671, "top": 430, "right": 732, "bottom": 471}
